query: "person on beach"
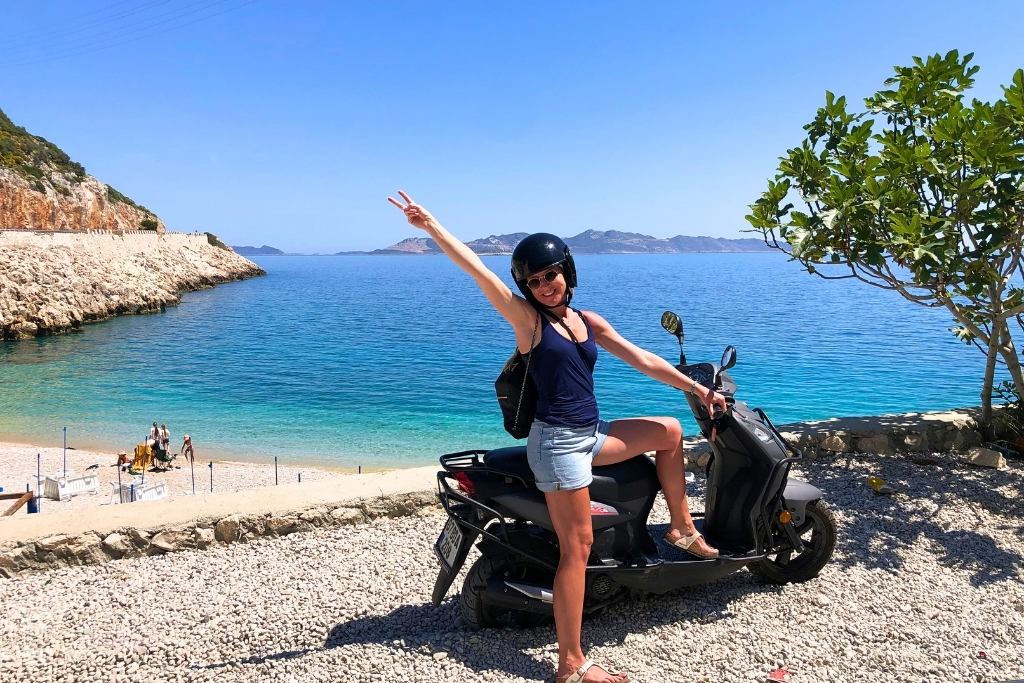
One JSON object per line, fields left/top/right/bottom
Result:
{"left": 159, "top": 424, "right": 173, "bottom": 467}
{"left": 180, "top": 434, "right": 195, "bottom": 464}
{"left": 148, "top": 422, "right": 163, "bottom": 469}
{"left": 388, "top": 190, "right": 727, "bottom": 683}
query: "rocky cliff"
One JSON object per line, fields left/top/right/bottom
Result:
{"left": 0, "top": 231, "right": 264, "bottom": 339}
{"left": 0, "top": 168, "right": 165, "bottom": 233}
{"left": 0, "top": 109, "right": 164, "bottom": 232}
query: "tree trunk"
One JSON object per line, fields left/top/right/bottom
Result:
{"left": 981, "top": 330, "right": 998, "bottom": 440}
{"left": 997, "top": 320, "right": 1024, "bottom": 399}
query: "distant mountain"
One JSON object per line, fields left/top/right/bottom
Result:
{"left": 347, "top": 230, "right": 770, "bottom": 255}
{"left": 233, "top": 245, "right": 285, "bottom": 255}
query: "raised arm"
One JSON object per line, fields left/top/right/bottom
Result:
{"left": 584, "top": 310, "right": 728, "bottom": 414}
{"left": 387, "top": 191, "right": 536, "bottom": 337}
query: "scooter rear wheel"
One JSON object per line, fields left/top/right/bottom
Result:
{"left": 460, "top": 555, "right": 552, "bottom": 629}
{"left": 748, "top": 500, "right": 837, "bottom": 584}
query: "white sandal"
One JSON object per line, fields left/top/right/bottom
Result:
{"left": 664, "top": 530, "right": 719, "bottom": 559}
{"left": 556, "top": 659, "right": 629, "bottom": 683}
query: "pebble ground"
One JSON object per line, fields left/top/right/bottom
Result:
{"left": 1, "top": 451, "right": 1022, "bottom": 683}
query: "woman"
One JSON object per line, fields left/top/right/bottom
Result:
{"left": 180, "top": 434, "right": 195, "bottom": 465}
{"left": 388, "top": 191, "right": 726, "bottom": 683}
{"left": 160, "top": 424, "right": 171, "bottom": 457}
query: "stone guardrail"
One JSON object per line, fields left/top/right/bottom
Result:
{"left": 0, "top": 229, "right": 208, "bottom": 243}
{"left": 0, "top": 407, "right": 1007, "bottom": 578}
{"left": 0, "top": 229, "right": 214, "bottom": 259}
{"left": 0, "top": 490, "right": 439, "bottom": 579}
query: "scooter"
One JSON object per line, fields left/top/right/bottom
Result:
{"left": 431, "top": 311, "right": 837, "bottom": 628}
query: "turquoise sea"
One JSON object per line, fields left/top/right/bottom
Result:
{"left": 0, "top": 253, "right": 999, "bottom": 469}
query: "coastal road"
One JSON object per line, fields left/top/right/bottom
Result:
{"left": 1, "top": 451, "right": 1022, "bottom": 682}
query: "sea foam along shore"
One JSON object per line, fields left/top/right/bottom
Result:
{"left": 0, "top": 441, "right": 352, "bottom": 515}
{"left": 0, "top": 230, "right": 264, "bottom": 339}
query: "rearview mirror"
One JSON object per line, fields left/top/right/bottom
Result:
{"left": 661, "top": 311, "right": 683, "bottom": 338}
{"left": 721, "top": 346, "right": 737, "bottom": 370}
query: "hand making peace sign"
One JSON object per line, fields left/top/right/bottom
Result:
{"left": 387, "top": 190, "right": 437, "bottom": 232}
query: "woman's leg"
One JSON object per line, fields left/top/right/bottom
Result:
{"left": 545, "top": 488, "right": 628, "bottom": 683}
{"left": 593, "top": 417, "right": 715, "bottom": 554}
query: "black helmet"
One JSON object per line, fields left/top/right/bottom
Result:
{"left": 510, "top": 233, "right": 577, "bottom": 304}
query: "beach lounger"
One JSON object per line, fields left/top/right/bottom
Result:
{"left": 108, "top": 478, "right": 168, "bottom": 504}
{"left": 42, "top": 471, "right": 100, "bottom": 501}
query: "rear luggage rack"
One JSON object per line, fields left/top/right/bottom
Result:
{"left": 436, "top": 450, "right": 558, "bottom": 571}
{"left": 439, "top": 449, "right": 532, "bottom": 488}
{"left": 439, "top": 449, "right": 488, "bottom": 471}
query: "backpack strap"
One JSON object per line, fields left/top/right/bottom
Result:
{"left": 512, "top": 313, "right": 540, "bottom": 431}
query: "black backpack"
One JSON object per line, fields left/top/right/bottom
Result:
{"left": 495, "top": 314, "right": 539, "bottom": 439}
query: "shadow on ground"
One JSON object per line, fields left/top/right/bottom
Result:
{"left": 192, "top": 567, "right": 789, "bottom": 679}
{"left": 192, "top": 451, "right": 1024, "bottom": 678}
{"left": 801, "top": 452, "right": 1024, "bottom": 586}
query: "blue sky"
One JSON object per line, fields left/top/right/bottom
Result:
{"left": 3, "top": 1, "right": 1023, "bottom": 252}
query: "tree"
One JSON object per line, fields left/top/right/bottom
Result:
{"left": 746, "top": 51, "right": 1024, "bottom": 435}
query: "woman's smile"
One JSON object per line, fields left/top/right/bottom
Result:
{"left": 537, "top": 282, "right": 563, "bottom": 302}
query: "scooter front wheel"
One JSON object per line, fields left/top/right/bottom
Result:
{"left": 749, "top": 500, "right": 837, "bottom": 584}
{"left": 460, "top": 555, "right": 552, "bottom": 629}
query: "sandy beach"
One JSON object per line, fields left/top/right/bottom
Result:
{"left": 0, "top": 441, "right": 354, "bottom": 515}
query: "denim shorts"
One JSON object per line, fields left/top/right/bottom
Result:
{"left": 526, "top": 419, "right": 610, "bottom": 493}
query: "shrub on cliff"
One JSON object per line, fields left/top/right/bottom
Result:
{"left": 205, "top": 232, "right": 229, "bottom": 250}
{"left": 0, "top": 108, "right": 86, "bottom": 183}
{"left": 105, "top": 184, "right": 154, "bottom": 216}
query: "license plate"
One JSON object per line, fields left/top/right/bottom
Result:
{"left": 434, "top": 517, "right": 465, "bottom": 574}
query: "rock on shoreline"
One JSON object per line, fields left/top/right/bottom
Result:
{"left": 0, "top": 230, "right": 265, "bottom": 339}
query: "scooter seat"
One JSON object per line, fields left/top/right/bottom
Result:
{"left": 483, "top": 446, "right": 660, "bottom": 502}
{"left": 483, "top": 446, "right": 535, "bottom": 483}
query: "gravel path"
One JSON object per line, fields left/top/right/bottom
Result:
{"left": 1, "top": 451, "right": 1022, "bottom": 683}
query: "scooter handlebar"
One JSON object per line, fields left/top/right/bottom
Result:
{"left": 693, "top": 395, "right": 732, "bottom": 422}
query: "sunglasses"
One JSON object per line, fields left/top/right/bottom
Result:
{"left": 526, "top": 267, "right": 562, "bottom": 290}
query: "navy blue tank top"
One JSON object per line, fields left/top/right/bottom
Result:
{"left": 528, "top": 310, "right": 599, "bottom": 427}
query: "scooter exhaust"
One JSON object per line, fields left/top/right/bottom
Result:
{"left": 505, "top": 580, "right": 553, "bottom": 603}
{"left": 484, "top": 578, "right": 554, "bottom": 615}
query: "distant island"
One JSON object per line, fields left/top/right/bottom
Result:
{"left": 233, "top": 245, "right": 286, "bottom": 255}
{"left": 336, "top": 229, "right": 772, "bottom": 255}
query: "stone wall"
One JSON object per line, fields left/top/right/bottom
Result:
{"left": 0, "top": 228, "right": 208, "bottom": 252}
{"left": 680, "top": 408, "right": 986, "bottom": 468}
{"left": 0, "top": 491, "right": 438, "bottom": 579}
